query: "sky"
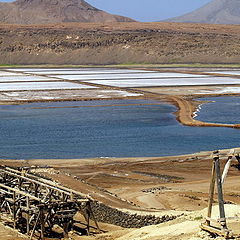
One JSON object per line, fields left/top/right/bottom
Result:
{"left": 87, "top": 0, "right": 212, "bottom": 21}
{"left": 1, "top": 0, "right": 212, "bottom": 22}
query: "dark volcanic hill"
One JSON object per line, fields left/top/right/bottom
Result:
{"left": 0, "top": 0, "right": 134, "bottom": 24}
{"left": 167, "top": 0, "right": 240, "bottom": 24}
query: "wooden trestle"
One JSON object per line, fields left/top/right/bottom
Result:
{"left": 201, "top": 149, "right": 240, "bottom": 239}
{"left": 0, "top": 166, "right": 100, "bottom": 239}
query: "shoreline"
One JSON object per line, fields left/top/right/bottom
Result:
{"left": 0, "top": 93, "right": 240, "bottom": 129}
{"left": 168, "top": 95, "right": 240, "bottom": 129}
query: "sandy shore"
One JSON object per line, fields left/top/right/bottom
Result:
{"left": 169, "top": 95, "right": 240, "bottom": 129}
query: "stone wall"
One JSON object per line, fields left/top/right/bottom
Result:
{"left": 91, "top": 201, "right": 178, "bottom": 228}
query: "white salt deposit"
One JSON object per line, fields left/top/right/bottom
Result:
{"left": 0, "top": 71, "right": 27, "bottom": 76}
{"left": 7, "top": 68, "right": 155, "bottom": 74}
{"left": 0, "top": 76, "right": 58, "bottom": 82}
{"left": 206, "top": 71, "right": 240, "bottom": 75}
{"left": 23, "top": 70, "right": 156, "bottom": 75}
{"left": 0, "top": 82, "right": 97, "bottom": 91}
{"left": 49, "top": 73, "right": 208, "bottom": 81}
{"left": 200, "top": 87, "right": 240, "bottom": 94}
{"left": 84, "top": 77, "right": 240, "bottom": 88}
{"left": 101, "top": 90, "right": 142, "bottom": 97}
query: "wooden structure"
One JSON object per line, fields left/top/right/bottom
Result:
{"left": 201, "top": 149, "right": 240, "bottom": 238}
{"left": 0, "top": 166, "right": 99, "bottom": 239}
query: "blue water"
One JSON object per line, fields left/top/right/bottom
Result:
{"left": 196, "top": 96, "right": 240, "bottom": 124}
{"left": 0, "top": 99, "right": 239, "bottom": 159}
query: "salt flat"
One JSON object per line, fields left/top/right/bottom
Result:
{"left": 84, "top": 77, "right": 240, "bottom": 88}
{"left": 199, "top": 87, "right": 240, "bottom": 94}
{"left": 0, "top": 89, "right": 141, "bottom": 101}
{"left": 7, "top": 68, "right": 154, "bottom": 74}
{"left": 22, "top": 70, "right": 156, "bottom": 75}
{"left": 0, "top": 76, "right": 59, "bottom": 82}
{"left": 49, "top": 73, "right": 208, "bottom": 81}
{"left": 206, "top": 71, "right": 240, "bottom": 76}
{"left": 7, "top": 68, "right": 102, "bottom": 72}
{"left": 0, "top": 71, "right": 27, "bottom": 77}
{"left": 0, "top": 82, "right": 97, "bottom": 91}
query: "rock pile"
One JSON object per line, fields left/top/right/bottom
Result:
{"left": 91, "top": 201, "right": 178, "bottom": 228}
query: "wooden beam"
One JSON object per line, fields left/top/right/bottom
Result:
{"left": 215, "top": 159, "right": 227, "bottom": 230}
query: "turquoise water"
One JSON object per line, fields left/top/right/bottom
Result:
{"left": 0, "top": 100, "right": 239, "bottom": 159}
{"left": 196, "top": 96, "right": 240, "bottom": 124}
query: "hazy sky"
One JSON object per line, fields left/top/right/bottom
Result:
{"left": 1, "top": 0, "right": 212, "bottom": 22}
{"left": 87, "top": 0, "right": 212, "bottom": 21}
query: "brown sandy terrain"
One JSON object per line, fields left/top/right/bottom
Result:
{"left": 170, "top": 95, "right": 240, "bottom": 129}
{"left": 0, "top": 224, "right": 28, "bottom": 240}
{"left": 1, "top": 22, "right": 240, "bottom": 65}
{"left": 1, "top": 148, "right": 240, "bottom": 239}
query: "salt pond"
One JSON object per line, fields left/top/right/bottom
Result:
{"left": 84, "top": 77, "right": 240, "bottom": 88}
{"left": 0, "top": 76, "right": 58, "bottom": 82}
{"left": 206, "top": 71, "right": 240, "bottom": 76}
{"left": 7, "top": 68, "right": 154, "bottom": 73}
{"left": 0, "top": 82, "right": 97, "bottom": 91}
{"left": 49, "top": 73, "right": 208, "bottom": 81}
{"left": 196, "top": 96, "right": 240, "bottom": 125}
{"left": 0, "top": 99, "right": 239, "bottom": 159}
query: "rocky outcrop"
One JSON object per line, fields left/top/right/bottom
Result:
{"left": 1, "top": 23, "right": 240, "bottom": 65}
{"left": 0, "top": 0, "right": 135, "bottom": 24}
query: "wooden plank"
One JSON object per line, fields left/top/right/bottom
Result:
{"left": 207, "top": 159, "right": 216, "bottom": 226}
{"left": 0, "top": 183, "right": 40, "bottom": 201}
{"left": 215, "top": 159, "right": 228, "bottom": 230}
{"left": 3, "top": 167, "right": 90, "bottom": 200}
{"left": 201, "top": 223, "right": 232, "bottom": 238}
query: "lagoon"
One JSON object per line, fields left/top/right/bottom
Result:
{"left": 196, "top": 96, "right": 240, "bottom": 125}
{"left": 0, "top": 99, "right": 239, "bottom": 159}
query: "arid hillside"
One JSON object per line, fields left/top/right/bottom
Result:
{"left": 0, "top": 0, "right": 134, "bottom": 24}
{"left": 167, "top": 0, "right": 240, "bottom": 25}
{"left": 1, "top": 22, "right": 240, "bottom": 65}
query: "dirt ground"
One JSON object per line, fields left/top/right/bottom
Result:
{"left": 1, "top": 148, "right": 240, "bottom": 239}
{"left": 1, "top": 22, "right": 240, "bottom": 65}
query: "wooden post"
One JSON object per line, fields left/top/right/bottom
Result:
{"left": 63, "top": 222, "right": 70, "bottom": 239}
{"left": 40, "top": 206, "right": 45, "bottom": 240}
{"left": 86, "top": 202, "right": 91, "bottom": 236}
{"left": 30, "top": 211, "right": 41, "bottom": 240}
{"left": 13, "top": 192, "right": 16, "bottom": 229}
{"left": 206, "top": 158, "right": 216, "bottom": 226}
{"left": 215, "top": 158, "right": 227, "bottom": 230}
{"left": 26, "top": 196, "right": 30, "bottom": 234}
{"left": 88, "top": 203, "right": 100, "bottom": 232}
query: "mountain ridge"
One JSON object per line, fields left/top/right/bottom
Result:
{"left": 0, "top": 0, "right": 135, "bottom": 24}
{"left": 166, "top": 0, "right": 240, "bottom": 25}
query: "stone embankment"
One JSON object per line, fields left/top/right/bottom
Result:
{"left": 91, "top": 201, "right": 178, "bottom": 228}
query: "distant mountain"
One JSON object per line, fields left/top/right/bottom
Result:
{"left": 0, "top": 0, "right": 135, "bottom": 24}
{"left": 166, "top": 0, "right": 240, "bottom": 24}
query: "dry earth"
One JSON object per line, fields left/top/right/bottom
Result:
{"left": 1, "top": 148, "right": 240, "bottom": 240}
{"left": 1, "top": 22, "right": 240, "bottom": 65}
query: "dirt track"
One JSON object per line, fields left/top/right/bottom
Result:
{"left": 169, "top": 95, "right": 240, "bottom": 129}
